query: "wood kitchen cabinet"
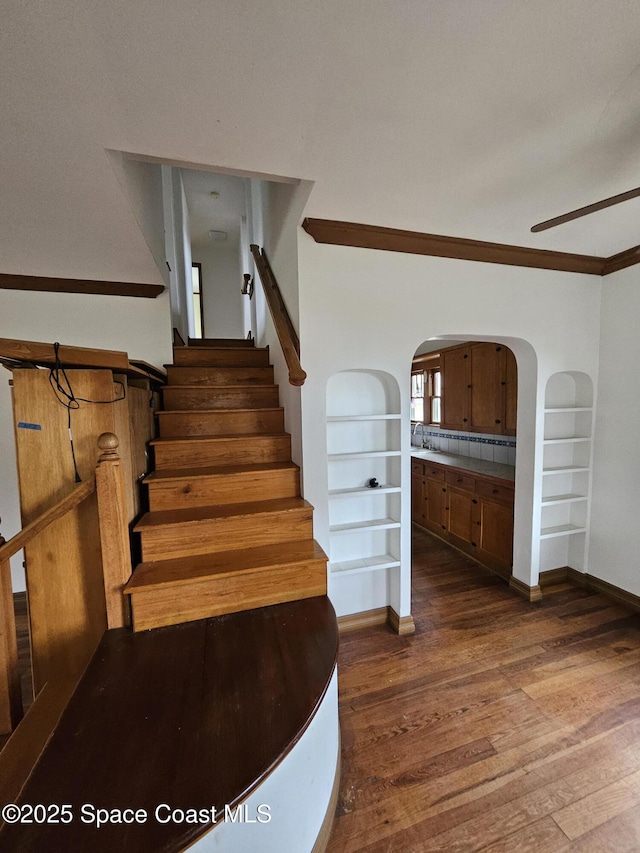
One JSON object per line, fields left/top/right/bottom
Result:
{"left": 439, "top": 342, "right": 517, "bottom": 436}
{"left": 413, "top": 458, "right": 514, "bottom": 578}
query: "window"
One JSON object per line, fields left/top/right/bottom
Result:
{"left": 191, "top": 262, "right": 204, "bottom": 339}
{"left": 429, "top": 369, "right": 442, "bottom": 424}
{"left": 411, "top": 366, "right": 441, "bottom": 424}
{"left": 411, "top": 371, "right": 424, "bottom": 422}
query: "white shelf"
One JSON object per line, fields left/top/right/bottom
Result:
{"left": 543, "top": 437, "right": 591, "bottom": 445}
{"left": 540, "top": 523, "right": 587, "bottom": 539}
{"left": 327, "top": 414, "right": 401, "bottom": 422}
{"left": 328, "top": 450, "right": 401, "bottom": 460}
{"left": 541, "top": 494, "right": 588, "bottom": 506}
{"left": 329, "top": 484, "right": 400, "bottom": 497}
{"left": 330, "top": 517, "right": 401, "bottom": 534}
{"left": 542, "top": 465, "right": 590, "bottom": 475}
{"left": 329, "top": 554, "right": 401, "bottom": 576}
{"left": 544, "top": 407, "right": 592, "bottom": 413}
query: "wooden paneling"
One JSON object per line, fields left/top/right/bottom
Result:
{"left": 12, "top": 369, "right": 118, "bottom": 522}
{"left": 151, "top": 434, "right": 292, "bottom": 469}
{"left": 469, "top": 343, "right": 505, "bottom": 433}
{"left": 0, "top": 273, "right": 164, "bottom": 298}
{"left": 0, "top": 550, "right": 21, "bottom": 734}
{"left": 504, "top": 346, "right": 518, "bottom": 435}
{"left": 171, "top": 346, "right": 270, "bottom": 367}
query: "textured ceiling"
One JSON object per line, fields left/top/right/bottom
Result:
{"left": 2, "top": 1, "right": 640, "bottom": 283}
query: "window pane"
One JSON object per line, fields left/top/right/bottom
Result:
{"left": 433, "top": 371, "right": 441, "bottom": 396}
{"left": 431, "top": 397, "right": 441, "bottom": 423}
{"left": 192, "top": 293, "right": 202, "bottom": 338}
{"left": 191, "top": 267, "right": 200, "bottom": 294}
{"left": 411, "top": 399, "right": 424, "bottom": 422}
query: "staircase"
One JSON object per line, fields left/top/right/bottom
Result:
{"left": 124, "top": 339, "right": 327, "bottom": 631}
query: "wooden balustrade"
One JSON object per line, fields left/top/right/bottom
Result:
{"left": 0, "top": 432, "right": 133, "bottom": 737}
{"left": 250, "top": 245, "right": 307, "bottom": 387}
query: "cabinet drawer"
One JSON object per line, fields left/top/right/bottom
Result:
{"left": 476, "top": 480, "right": 514, "bottom": 506}
{"left": 412, "top": 461, "right": 424, "bottom": 476}
{"left": 424, "top": 466, "right": 445, "bottom": 481}
{"left": 445, "top": 471, "right": 476, "bottom": 492}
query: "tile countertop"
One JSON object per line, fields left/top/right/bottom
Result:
{"left": 410, "top": 449, "right": 515, "bottom": 483}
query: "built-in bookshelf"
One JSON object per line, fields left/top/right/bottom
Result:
{"left": 539, "top": 371, "right": 593, "bottom": 573}
{"left": 326, "top": 371, "right": 402, "bottom": 583}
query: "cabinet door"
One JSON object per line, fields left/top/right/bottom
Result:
{"left": 479, "top": 499, "right": 513, "bottom": 568}
{"left": 411, "top": 466, "right": 425, "bottom": 524}
{"left": 447, "top": 486, "right": 479, "bottom": 548}
{"left": 504, "top": 347, "right": 517, "bottom": 435}
{"left": 425, "top": 478, "right": 447, "bottom": 533}
{"left": 469, "top": 343, "right": 505, "bottom": 433}
{"left": 441, "top": 346, "right": 469, "bottom": 429}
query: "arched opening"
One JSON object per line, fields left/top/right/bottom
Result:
{"left": 409, "top": 334, "right": 538, "bottom": 596}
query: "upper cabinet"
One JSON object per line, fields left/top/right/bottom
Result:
{"left": 440, "top": 342, "right": 517, "bottom": 436}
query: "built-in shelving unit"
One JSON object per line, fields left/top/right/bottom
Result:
{"left": 326, "top": 371, "right": 402, "bottom": 611}
{"left": 539, "top": 372, "right": 593, "bottom": 572}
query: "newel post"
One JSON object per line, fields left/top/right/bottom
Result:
{"left": 0, "top": 518, "right": 22, "bottom": 734}
{"left": 95, "top": 433, "right": 132, "bottom": 629}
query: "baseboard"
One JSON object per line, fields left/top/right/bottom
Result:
{"left": 539, "top": 567, "right": 569, "bottom": 587}
{"left": 337, "top": 607, "right": 388, "bottom": 633}
{"left": 509, "top": 576, "right": 543, "bottom": 603}
{"left": 541, "top": 566, "right": 640, "bottom": 615}
{"left": 337, "top": 606, "right": 416, "bottom": 635}
{"left": 387, "top": 607, "right": 416, "bottom": 636}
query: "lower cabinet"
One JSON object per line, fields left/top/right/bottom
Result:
{"left": 412, "top": 459, "right": 514, "bottom": 578}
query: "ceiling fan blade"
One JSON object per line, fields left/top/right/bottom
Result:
{"left": 531, "top": 185, "right": 640, "bottom": 232}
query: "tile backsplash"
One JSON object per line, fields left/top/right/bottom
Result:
{"left": 411, "top": 424, "right": 516, "bottom": 466}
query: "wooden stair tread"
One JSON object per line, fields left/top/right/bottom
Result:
{"left": 134, "top": 496, "right": 312, "bottom": 530}
{"left": 0, "top": 598, "right": 338, "bottom": 853}
{"left": 150, "top": 432, "right": 288, "bottom": 446}
{"left": 187, "top": 337, "right": 255, "bottom": 347}
{"left": 144, "top": 461, "right": 298, "bottom": 482}
{"left": 156, "top": 406, "right": 284, "bottom": 416}
{"left": 163, "top": 383, "right": 278, "bottom": 391}
{"left": 126, "top": 539, "right": 327, "bottom": 591}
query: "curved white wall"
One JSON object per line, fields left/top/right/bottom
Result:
{"left": 190, "top": 669, "right": 339, "bottom": 853}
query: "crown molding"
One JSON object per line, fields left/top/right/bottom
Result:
{"left": 0, "top": 274, "right": 164, "bottom": 298}
{"left": 303, "top": 218, "right": 640, "bottom": 277}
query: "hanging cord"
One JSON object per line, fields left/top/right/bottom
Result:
{"left": 48, "top": 342, "right": 126, "bottom": 483}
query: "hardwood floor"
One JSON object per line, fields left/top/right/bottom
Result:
{"left": 327, "top": 527, "right": 640, "bottom": 852}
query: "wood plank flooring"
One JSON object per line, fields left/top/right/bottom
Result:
{"left": 327, "top": 527, "right": 640, "bottom": 852}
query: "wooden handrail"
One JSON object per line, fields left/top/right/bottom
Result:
{"left": 0, "top": 479, "right": 96, "bottom": 564}
{"left": 250, "top": 245, "right": 307, "bottom": 386}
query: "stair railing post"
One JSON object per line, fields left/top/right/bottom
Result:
{"left": 0, "top": 518, "right": 23, "bottom": 734}
{"left": 95, "top": 433, "right": 132, "bottom": 629}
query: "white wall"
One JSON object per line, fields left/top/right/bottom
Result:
{"left": 0, "top": 287, "right": 172, "bottom": 590}
{"left": 297, "top": 234, "right": 601, "bottom": 618}
{"left": 162, "top": 167, "right": 193, "bottom": 341}
{"left": 194, "top": 242, "right": 243, "bottom": 339}
{"left": 589, "top": 264, "right": 640, "bottom": 594}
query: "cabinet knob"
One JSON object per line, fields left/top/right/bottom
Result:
{"left": 476, "top": 520, "right": 481, "bottom": 525}
{"left": 492, "top": 489, "right": 498, "bottom": 494}
{"left": 463, "top": 418, "right": 468, "bottom": 422}
{"left": 467, "top": 384, "right": 472, "bottom": 389}
{"left": 496, "top": 346, "right": 502, "bottom": 352}
{"left": 463, "top": 354, "right": 468, "bottom": 359}
{"left": 441, "top": 525, "right": 446, "bottom": 530}
{"left": 495, "top": 419, "right": 501, "bottom": 424}
{"left": 472, "top": 499, "right": 478, "bottom": 504}
{"left": 457, "top": 477, "right": 462, "bottom": 482}
{"left": 501, "top": 381, "right": 506, "bottom": 386}
{"left": 471, "top": 541, "right": 477, "bottom": 547}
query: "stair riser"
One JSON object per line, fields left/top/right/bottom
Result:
{"left": 153, "top": 436, "right": 292, "bottom": 469}
{"left": 157, "top": 409, "right": 284, "bottom": 438}
{"left": 148, "top": 469, "right": 300, "bottom": 511}
{"left": 166, "top": 366, "right": 274, "bottom": 386}
{"left": 163, "top": 386, "right": 279, "bottom": 410}
{"left": 139, "top": 511, "right": 313, "bottom": 561}
{"left": 172, "top": 348, "right": 270, "bottom": 367}
{"left": 128, "top": 561, "right": 327, "bottom": 631}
